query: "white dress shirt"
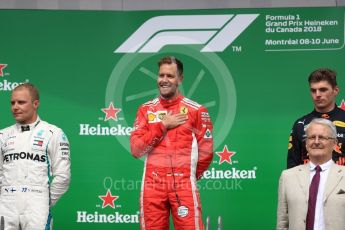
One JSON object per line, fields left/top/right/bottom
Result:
{"left": 309, "top": 160, "right": 333, "bottom": 230}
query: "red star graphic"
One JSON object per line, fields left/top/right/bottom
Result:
{"left": 102, "top": 102, "right": 121, "bottom": 121}
{"left": 339, "top": 99, "right": 345, "bottom": 111}
{"left": 0, "top": 64, "right": 8, "bottom": 77}
{"left": 98, "top": 189, "right": 119, "bottom": 209}
{"left": 216, "top": 145, "right": 236, "bottom": 165}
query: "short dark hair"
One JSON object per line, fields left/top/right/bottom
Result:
{"left": 308, "top": 68, "right": 337, "bottom": 88}
{"left": 13, "top": 83, "right": 40, "bottom": 101}
{"left": 158, "top": 56, "right": 183, "bottom": 77}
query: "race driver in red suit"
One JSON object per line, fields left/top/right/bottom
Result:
{"left": 130, "top": 56, "right": 213, "bottom": 230}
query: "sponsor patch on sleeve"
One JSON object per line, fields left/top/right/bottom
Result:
{"left": 333, "top": 120, "right": 345, "bottom": 128}
{"left": 204, "top": 129, "right": 212, "bottom": 139}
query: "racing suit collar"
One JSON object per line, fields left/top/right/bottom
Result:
{"left": 312, "top": 104, "right": 339, "bottom": 119}
{"left": 159, "top": 94, "right": 183, "bottom": 108}
{"left": 15, "top": 116, "right": 41, "bottom": 132}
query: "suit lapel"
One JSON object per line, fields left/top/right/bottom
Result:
{"left": 296, "top": 165, "right": 310, "bottom": 197}
{"left": 323, "top": 164, "right": 343, "bottom": 202}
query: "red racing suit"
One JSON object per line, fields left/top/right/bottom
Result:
{"left": 130, "top": 95, "right": 213, "bottom": 230}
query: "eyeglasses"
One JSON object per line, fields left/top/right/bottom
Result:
{"left": 306, "top": 135, "right": 336, "bottom": 142}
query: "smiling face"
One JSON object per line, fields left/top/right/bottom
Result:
{"left": 157, "top": 63, "right": 183, "bottom": 100}
{"left": 11, "top": 88, "right": 39, "bottom": 124}
{"left": 310, "top": 80, "right": 339, "bottom": 113}
{"left": 306, "top": 122, "right": 337, "bottom": 165}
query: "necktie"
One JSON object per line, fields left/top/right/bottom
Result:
{"left": 0, "top": 216, "right": 4, "bottom": 230}
{"left": 306, "top": 165, "right": 322, "bottom": 230}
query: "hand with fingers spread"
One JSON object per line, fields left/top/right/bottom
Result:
{"left": 161, "top": 111, "right": 188, "bottom": 130}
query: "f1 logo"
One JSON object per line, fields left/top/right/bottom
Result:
{"left": 115, "top": 14, "right": 259, "bottom": 53}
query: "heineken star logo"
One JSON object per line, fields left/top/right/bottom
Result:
{"left": 0, "top": 64, "right": 8, "bottom": 77}
{"left": 102, "top": 102, "right": 121, "bottom": 121}
{"left": 216, "top": 145, "right": 236, "bottom": 165}
{"left": 98, "top": 189, "right": 119, "bottom": 209}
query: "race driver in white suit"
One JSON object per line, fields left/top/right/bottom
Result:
{"left": 0, "top": 83, "right": 71, "bottom": 230}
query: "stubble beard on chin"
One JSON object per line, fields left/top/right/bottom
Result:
{"left": 15, "top": 118, "right": 25, "bottom": 124}
{"left": 160, "top": 92, "right": 175, "bottom": 100}
{"left": 159, "top": 87, "right": 178, "bottom": 100}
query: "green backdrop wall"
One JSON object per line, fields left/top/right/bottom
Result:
{"left": 1, "top": 6, "right": 345, "bottom": 229}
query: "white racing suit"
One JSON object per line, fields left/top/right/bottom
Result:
{"left": 0, "top": 118, "right": 71, "bottom": 230}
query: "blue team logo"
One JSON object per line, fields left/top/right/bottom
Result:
{"left": 62, "top": 133, "right": 67, "bottom": 141}
{"left": 36, "top": 130, "right": 44, "bottom": 137}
